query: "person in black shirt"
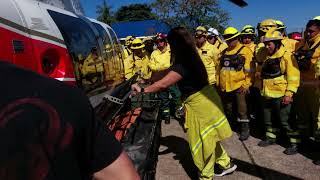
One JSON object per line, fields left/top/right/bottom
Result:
{"left": 0, "top": 61, "right": 139, "bottom": 180}
{"left": 132, "top": 27, "right": 237, "bottom": 179}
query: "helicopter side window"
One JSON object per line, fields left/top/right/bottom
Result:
{"left": 48, "top": 10, "right": 105, "bottom": 93}
{"left": 107, "top": 28, "right": 125, "bottom": 83}
{"left": 92, "top": 23, "right": 119, "bottom": 87}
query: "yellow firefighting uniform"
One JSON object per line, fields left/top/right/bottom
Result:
{"left": 197, "top": 41, "right": 220, "bottom": 85}
{"left": 80, "top": 53, "right": 104, "bottom": 85}
{"left": 244, "top": 42, "right": 256, "bottom": 53}
{"left": 247, "top": 42, "right": 262, "bottom": 89}
{"left": 184, "top": 85, "right": 232, "bottom": 180}
{"left": 123, "top": 52, "right": 151, "bottom": 80}
{"left": 218, "top": 42, "right": 253, "bottom": 124}
{"left": 258, "top": 46, "right": 300, "bottom": 143}
{"left": 256, "top": 37, "right": 298, "bottom": 64}
{"left": 255, "top": 43, "right": 268, "bottom": 65}
{"left": 104, "top": 45, "right": 122, "bottom": 85}
{"left": 81, "top": 53, "right": 104, "bottom": 76}
{"left": 244, "top": 42, "right": 263, "bottom": 123}
{"left": 282, "top": 37, "right": 298, "bottom": 53}
{"left": 149, "top": 45, "right": 171, "bottom": 72}
{"left": 295, "top": 33, "right": 320, "bottom": 138}
{"left": 218, "top": 42, "right": 253, "bottom": 92}
{"left": 259, "top": 46, "right": 300, "bottom": 98}
{"left": 149, "top": 45, "right": 181, "bottom": 120}
{"left": 123, "top": 47, "right": 132, "bottom": 59}
{"left": 213, "top": 38, "right": 228, "bottom": 56}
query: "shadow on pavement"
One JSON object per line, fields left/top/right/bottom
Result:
{"left": 158, "top": 135, "right": 305, "bottom": 180}
{"left": 233, "top": 158, "right": 303, "bottom": 180}
{"left": 159, "top": 135, "right": 198, "bottom": 179}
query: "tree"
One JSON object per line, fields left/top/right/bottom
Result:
{"left": 115, "top": 4, "right": 157, "bottom": 22}
{"left": 153, "top": 0, "right": 230, "bottom": 32}
{"left": 96, "top": 0, "right": 115, "bottom": 24}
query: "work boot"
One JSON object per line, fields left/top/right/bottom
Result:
{"left": 162, "top": 110, "right": 170, "bottom": 124}
{"left": 258, "top": 139, "right": 275, "bottom": 147}
{"left": 239, "top": 122, "right": 250, "bottom": 141}
{"left": 312, "top": 141, "right": 320, "bottom": 165}
{"left": 283, "top": 144, "right": 298, "bottom": 155}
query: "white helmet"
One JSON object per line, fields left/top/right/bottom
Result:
{"left": 208, "top": 28, "right": 219, "bottom": 36}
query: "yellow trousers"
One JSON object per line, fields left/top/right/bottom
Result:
{"left": 184, "top": 85, "right": 233, "bottom": 180}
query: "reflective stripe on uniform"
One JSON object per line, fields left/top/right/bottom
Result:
{"left": 266, "top": 132, "right": 277, "bottom": 139}
{"left": 237, "top": 118, "right": 250, "bottom": 122}
{"left": 191, "top": 116, "right": 227, "bottom": 155}
{"left": 290, "top": 138, "right": 301, "bottom": 143}
{"left": 287, "top": 131, "right": 300, "bottom": 136}
{"left": 163, "top": 109, "right": 170, "bottom": 113}
{"left": 287, "top": 76, "right": 299, "bottom": 81}
{"left": 267, "top": 127, "right": 277, "bottom": 132}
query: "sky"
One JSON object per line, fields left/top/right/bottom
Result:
{"left": 80, "top": 0, "right": 319, "bottom": 32}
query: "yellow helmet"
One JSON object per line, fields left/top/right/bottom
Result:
{"left": 241, "top": 25, "right": 255, "bottom": 35}
{"left": 313, "top": 16, "right": 320, "bottom": 20}
{"left": 130, "top": 38, "right": 145, "bottom": 50}
{"left": 264, "top": 28, "right": 283, "bottom": 42}
{"left": 125, "top": 36, "right": 135, "bottom": 46}
{"left": 223, "top": 27, "right": 240, "bottom": 41}
{"left": 259, "top": 19, "right": 277, "bottom": 32}
{"left": 195, "top": 26, "right": 207, "bottom": 37}
{"left": 275, "top": 20, "right": 286, "bottom": 29}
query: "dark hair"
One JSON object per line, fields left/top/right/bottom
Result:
{"left": 275, "top": 40, "right": 282, "bottom": 50}
{"left": 265, "top": 40, "right": 282, "bottom": 54}
{"left": 307, "top": 19, "right": 320, "bottom": 28}
{"left": 167, "top": 27, "right": 208, "bottom": 82}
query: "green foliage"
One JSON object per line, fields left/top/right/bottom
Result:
{"left": 115, "top": 4, "right": 157, "bottom": 22}
{"left": 96, "top": 1, "right": 115, "bottom": 24}
{"left": 152, "top": 0, "right": 230, "bottom": 32}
